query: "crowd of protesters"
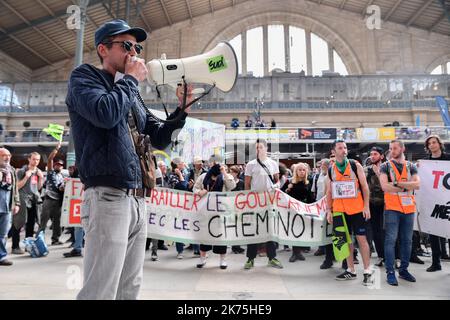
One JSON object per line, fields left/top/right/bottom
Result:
{"left": 0, "top": 135, "right": 449, "bottom": 287}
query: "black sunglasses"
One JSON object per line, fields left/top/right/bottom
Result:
{"left": 102, "top": 40, "right": 143, "bottom": 54}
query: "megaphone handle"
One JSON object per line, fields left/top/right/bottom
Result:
{"left": 182, "top": 83, "right": 216, "bottom": 110}
{"left": 154, "top": 85, "right": 170, "bottom": 118}
{"left": 182, "top": 77, "right": 188, "bottom": 113}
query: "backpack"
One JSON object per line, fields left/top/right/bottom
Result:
{"left": 23, "top": 231, "right": 49, "bottom": 258}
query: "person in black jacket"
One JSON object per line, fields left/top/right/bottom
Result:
{"left": 281, "top": 163, "right": 315, "bottom": 262}
{"left": 66, "top": 20, "right": 193, "bottom": 300}
{"left": 230, "top": 165, "right": 245, "bottom": 254}
{"left": 424, "top": 135, "right": 450, "bottom": 272}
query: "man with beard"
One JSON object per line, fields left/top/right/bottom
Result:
{"left": 326, "top": 140, "right": 373, "bottom": 285}
{"left": 0, "top": 148, "right": 20, "bottom": 266}
{"left": 364, "top": 146, "right": 385, "bottom": 267}
{"left": 379, "top": 140, "right": 420, "bottom": 286}
{"left": 12, "top": 152, "right": 44, "bottom": 254}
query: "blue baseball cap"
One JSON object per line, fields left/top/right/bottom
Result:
{"left": 95, "top": 19, "right": 147, "bottom": 47}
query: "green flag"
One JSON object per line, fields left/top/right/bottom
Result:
{"left": 43, "top": 123, "right": 64, "bottom": 141}
{"left": 331, "top": 211, "right": 352, "bottom": 262}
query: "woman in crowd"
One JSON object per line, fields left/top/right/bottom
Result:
{"left": 281, "top": 162, "right": 315, "bottom": 262}
{"left": 193, "top": 164, "right": 236, "bottom": 269}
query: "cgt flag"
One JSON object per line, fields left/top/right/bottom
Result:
{"left": 43, "top": 123, "right": 64, "bottom": 141}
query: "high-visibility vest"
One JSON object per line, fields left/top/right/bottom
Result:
{"left": 384, "top": 160, "right": 416, "bottom": 214}
{"left": 331, "top": 162, "right": 364, "bottom": 215}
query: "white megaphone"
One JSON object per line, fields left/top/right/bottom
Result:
{"left": 146, "top": 41, "right": 238, "bottom": 93}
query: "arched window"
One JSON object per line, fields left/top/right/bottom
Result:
{"left": 229, "top": 25, "right": 349, "bottom": 77}
{"left": 430, "top": 61, "right": 450, "bottom": 74}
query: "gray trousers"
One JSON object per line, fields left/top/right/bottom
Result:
{"left": 77, "top": 186, "right": 147, "bottom": 300}
{"left": 39, "top": 196, "right": 62, "bottom": 242}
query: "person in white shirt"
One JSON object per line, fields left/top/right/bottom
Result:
{"left": 243, "top": 139, "right": 283, "bottom": 270}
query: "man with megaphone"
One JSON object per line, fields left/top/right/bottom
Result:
{"left": 66, "top": 19, "right": 194, "bottom": 300}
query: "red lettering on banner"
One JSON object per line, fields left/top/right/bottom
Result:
{"left": 69, "top": 199, "right": 82, "bottom": 224}
{"left": 313, "top": 199, "right": 327, "bottom": 216}
{"left": 159, "top": 189, "right": 167, "bottom": 205}
{"left": 169, "top": 191, "right": 177, "bottom": 208}
{"left": 183, "top": 193, "right": 190, "bottom": 211}
{"left": 288, "top": 198, "right": 299, "bottom": 211}
{"left": 275, "top": 190, "right": 288, "bottom": 208}
{"left": 235, "top": 192, "right": 246, "bottom": 210}
{"left": 268, "top": 191, "right": 277, "bottom": 205}
{"left": 432, "top": 171, "right": 445, "bottom": 189}
{"left": 247, "top": 192, "right": 257, "bottom": 209}
{"left": 72, "top": 180, "right": 84, "bottom": 197}
{"left": 150, "top": 188, "right": 159, "bottom": 205}
{"left": 191, "top": 194, "right": 200, "bottom": 211}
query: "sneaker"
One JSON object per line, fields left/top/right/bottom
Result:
{"left": 289, "top": 252, "right": 305, "bottom": 262}
{"left": 158, "top": 244, "right": 169, "bottom": 251}
{"left": 63, "top": 249, "right": 82, "bottom": 258}
{"left": 196, "top": 257, "right": 207, "bottom": 268}
{"left": 151, "top": 250, "right": 158, "bottom": 261}
{"left": 268, "top": 258, "right": 283, "bottom": 269}
{"left": 244, "top": 259, "right": 254, "bottom": 270}
{"left": 375, "top": 258, "right": 384, "bottom": 267}
{"left": 0, "top": 259, "right": 13, "bottom": 266}
{"left": 363, "top": 271, "right": 374, "bottom": 286}
{"left": 426, "top": 264, "right": 442, "bottom": 272}
{"left": 399, "top": 270, "right": 416, "bottom": 282}
{"left": 314, "top": 248, "right": 325, "bottom": 256}
{"left": 336, "top": 270, "right": 357, "bottom": 281}
{"left": 410, "top": 255, "right": 424, "bottom": 264}
{"left": 177, "top": 253, "right": 184, "bottom": 259}
{"left": 387, "top": 272, "right": 398, "bottom": 286}
{"left": 51, "top": 240, "right": 63, "bottom": 246}
{"left": 320, "top": 260, "right": 333, "bottom": 270}
{"left": 232, "top": 247, "right": 245, "bottom": 254}
{"left": 11, "top": 248, "right": 24, "bottom": 255}
{"left": 65, "top": 237, "right": 75, "bottom": 244}
{"left": 220, "top": 259, "right": 227, "bottom": 270}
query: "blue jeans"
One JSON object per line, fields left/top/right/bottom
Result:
{"left": 384, "top": 210, "right": 414, "bottom": 274}
{"left": 176, "top": 242, "right": 199, "bottom": 254}
{"left": 73, "top": 227, "right": 84, "bottom": 252}
{"left": 0, "top": 211, "right": 12, "bottom": 261}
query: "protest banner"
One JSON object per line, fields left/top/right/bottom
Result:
{"left": 415, "top": 160, "right": 450, "bottom": 238}
{"left": 61, "top": 179, "right": 333, "bottom": 246}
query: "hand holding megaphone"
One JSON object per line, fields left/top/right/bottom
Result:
{"left": 125, "top": 55, "right": 148, "bottom": 82}
{"left": 176, "top": 83, "right": 194, "bottom": 112}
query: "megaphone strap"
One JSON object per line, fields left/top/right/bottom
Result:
{"left": 140, "top": 79, "right": 215, "bottom": 124}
